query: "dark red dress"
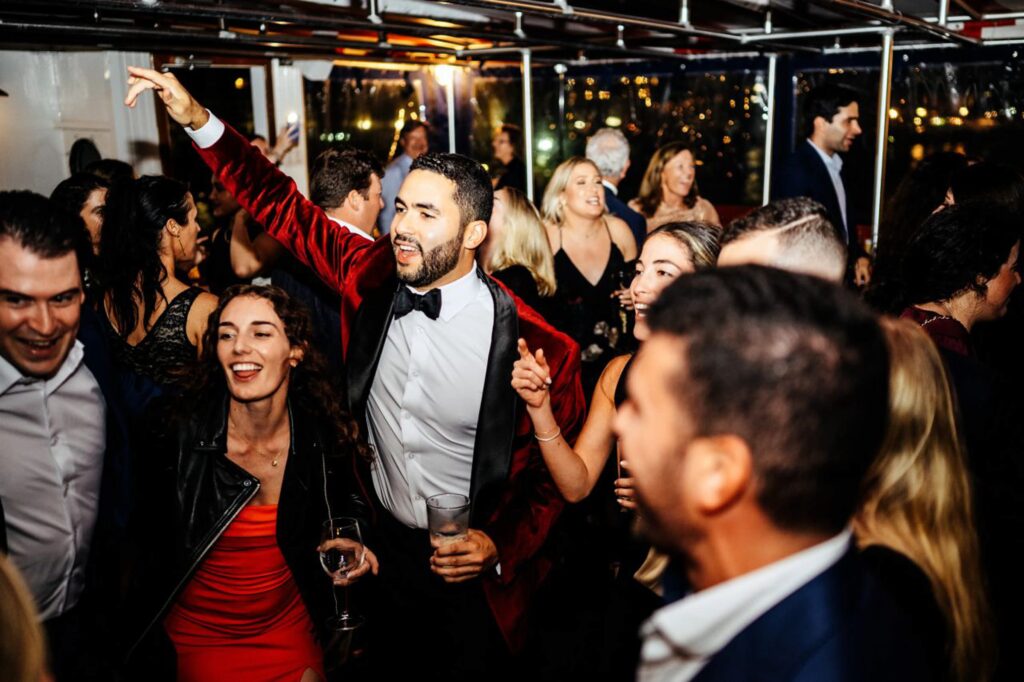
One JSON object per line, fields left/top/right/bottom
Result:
{"left": 164, "top": 504, "right": 324, "bottom": 681}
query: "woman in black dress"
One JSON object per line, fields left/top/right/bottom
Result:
{"left": 539, "top": 157, "right": 637, "bottom": 399}
{"left": 478, "top": 186, "right": 556, "bottom": 315}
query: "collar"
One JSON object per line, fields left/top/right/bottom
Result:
{"left": 327, "top": 215, "right": 373, "bottom": 241}
{"left": 0, "top": 339, "right": 86, "bottom": 397}
{"left": 405, "top": 262, "right": 485, "bottom": 323}
{"left": 642, "top": 530, "right": 852, "bottom": 663}
{"left": 602, "top": 179, "right": 619, "bottom": 196}
{"left": 806, "top": 139, "right": 843, "bottom": 173}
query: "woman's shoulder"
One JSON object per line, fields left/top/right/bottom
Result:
{"left": 599, "top": 353, "right": 633, "bottom": 399}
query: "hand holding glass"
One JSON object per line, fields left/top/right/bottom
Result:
{"left": 319, "top": 517, "right": 367, "bottom": 631}
{"left": 426, "top": 494, "right": 471, "bottom": 549}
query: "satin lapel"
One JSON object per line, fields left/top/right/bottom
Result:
{"left": 345, "top": 278, "right": 398, "bottom": 428}
{"left": 469, "top": 272, "right": 519, "bottom": 526}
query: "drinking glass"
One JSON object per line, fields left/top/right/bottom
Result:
{"left": 320, "top": 516, "right": 366, "bottom": 631}
{"left": 426, "top": 493, "right": 471, "bottom": 548}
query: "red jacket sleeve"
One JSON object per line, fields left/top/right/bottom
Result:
{"left": 485, "top": 306, "right": 585, "bottom": 585}
{"left": 193, "top": 121, "right": 377, "bottom": 295}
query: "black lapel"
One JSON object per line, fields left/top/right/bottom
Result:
{"left": 345, "top": 277, "right": 398, "bottom": 429}
{"left": 468, "top": 271, "right": 519, "bottom": 525}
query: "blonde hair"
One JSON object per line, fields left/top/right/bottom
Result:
{"left": 540, "top": 156, "right": 601, "bottom": 226}
{"left": 635, "top": 142, "right": 701, "bottom": 218}
{"left": 0, "top": 556, "right": 48, "bottom": 682}
{"left": 855, "top": 317, "right": 991, "bottom": 682}
{"left": 489, "top": 187, "right": 557, "bottom": 297}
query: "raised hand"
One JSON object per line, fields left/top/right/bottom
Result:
{"left": 124, "top": 66, "right": 209, "bottom": 130}
{"left": 511, "top": 338, "right": 552, "bottom": 409}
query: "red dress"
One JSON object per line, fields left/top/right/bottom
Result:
{"left": 164, "top": 504, "right": 325, "bottom": 681}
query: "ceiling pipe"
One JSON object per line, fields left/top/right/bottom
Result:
{"left": 813, "top": 0, "right": 978, "bottom": 44}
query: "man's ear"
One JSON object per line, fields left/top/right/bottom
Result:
{"left": 463, "top": 219, "right": 488, "bottom": 250}
{"left": 685, "top": 434, "right": 753, "bottom": 515}
{"left": 346, "top": 188, "right": 364, "bottom": 211}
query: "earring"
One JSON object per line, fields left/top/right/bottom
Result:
{"left": 176, "top": 235, "right": 186, "bottom": 257}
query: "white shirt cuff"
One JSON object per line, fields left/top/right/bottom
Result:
{"left": 185, "top": 110, "right": 225, "bottom": 149}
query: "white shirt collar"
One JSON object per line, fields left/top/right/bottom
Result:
{"left": 641, "top": 530, "right": 852, "bottom": 664}
{"left": 602, "top": 179, "right": 619, "bottom": 196}
{"left": 0, "top": 339, "right": 86, "bottom": 397}
{"left": 405, "top": 263, "right": 485, "bottom": 323}
{"left": 327, "top": 215, "right": 373, "bottom": 242}
{"left": 806, "top": 138, "right": 843, "bottom": 173}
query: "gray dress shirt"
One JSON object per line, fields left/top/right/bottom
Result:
{"left": 379, "top": 153, "right": 413, "bottom": 235}
{"left": 367, "top": 265, "right": 494, "bottom": 528}
{"left": 0, "top": 342, "right": 106, "bottom": 620}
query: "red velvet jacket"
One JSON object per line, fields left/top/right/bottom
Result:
{"left": 195, "top": 123, "right": 585, "bottom": 650}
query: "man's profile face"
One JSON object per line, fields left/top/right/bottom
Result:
{"left": 391, "top": 169, "right": 469, "bottom": 290}
{"left": 401, "top": 126, "right": 429, "bottom": 160}
{"left": 613, "top": 334, "right": 701, "bottom": 553}
{"left": 0, "top": 237, "right": 83, "bottom": 379}
{"left": 818, "top": 101, "right": 862, "bottom": 154}
{"left": 352, "top": 173, "right": 384, "bottom": 233}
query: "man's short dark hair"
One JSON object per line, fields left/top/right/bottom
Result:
{"left": 84, "top": 158, "right": 135, "bottom": 186}
{"left": 647, "top": 265, "right": 889, "bottom": 536}
{"left": 803, "top": 84, "right": 861, "bottom": 138}
{"left": 724, "top": 197, "right": 845, "bottom": 248}
{"left": 309, "top": 147, "right": 385, "bottom": 211}
{"left": 0, "top": 191, "right": 87, "bottom": 259}
{"left": 50, "top": 173, "right": 110, "bottom": 216}
{"left": 399, "top": 120, "right": 429, "bottom": 140}
{"left": 500, "top": 123, "right": 523, "bottom": 154}
{"left": 410, "top": 152, "right": 493, "bottom": 228}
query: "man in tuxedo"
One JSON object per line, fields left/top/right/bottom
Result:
{"left": 125, "top": 67, "right": 585, "bottom": 679}
{"left": 587, "top": 127, "right": 647, "bottom": 246}
{"left": 0, "top": 191, "right": 139, "bottom": 680}
{"left": 775, "top": 83, "right": 870, "bottom": 286}
{"left": 615, "top": 266, "right": 940, "bottom": 682}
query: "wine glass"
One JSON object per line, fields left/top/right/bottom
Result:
{"left": 320, "top": 517, "right": 366, "bottom": 631}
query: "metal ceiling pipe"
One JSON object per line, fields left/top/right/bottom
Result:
{"left": 742, "top": 25, "right": 890, "bottom": 43}
{"left": 761, "top": 53, "right": 778, "bottom": 206}
{"left": 937, "top": 0, "right": 950, "bottom": 27}
{"left": 521, "top": 48, "right": 535, "bottom": 202}
{"left": 813, "top": 0, "right": 978, "bottom": 44}
{"left": 442, "top": 0, "right": 742, "bottom": 41}
{"left": 871, "top": 29, "right": 895, "bottom": 249}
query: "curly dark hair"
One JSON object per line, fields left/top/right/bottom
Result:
{"left": 870, "top": 203, "right": 1020, "bottom": 314}
{"left": 185, "top": 284, "right": 370, "bottom": 461}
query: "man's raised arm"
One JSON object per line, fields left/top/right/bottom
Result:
{"left": 124, "top": 66, "right": 375, "bottom": 294}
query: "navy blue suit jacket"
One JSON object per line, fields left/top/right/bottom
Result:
{"left": 604, "top": 182, "right": 647, "bottom": 250}
{"left": 775, "top": 141, "right": 862, "bottom": 258}
{"left": 691, "top": 548, "right": 942, "bottom": 682}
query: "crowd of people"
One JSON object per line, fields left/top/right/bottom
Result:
{"left": 1, "top": 64, "right": 1022, "bottom": 682}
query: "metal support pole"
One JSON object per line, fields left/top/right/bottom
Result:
{"left": 871, "top": 30, "right": 895, "bottom": 250}
{"left": 521, "top": 48, "right": 535, "bottom": 201}
{"left": 762, "top": 54, "right": 778, "bottom": 205}
{"left": 445, "top": 73, "right": 457, "bottom": 153}
{"left": 679, "top": 0, "right": 690, "bottom": 26}
{"left": 938, "top": 0, "right": 950, "bottom": 26}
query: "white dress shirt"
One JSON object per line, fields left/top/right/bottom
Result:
{"left": 807, "top": 139, "right": 848, "bottom": 234}
{"left": 367, "top": 265, "right": 494, "bottom": 528}
{"left": 328, "top": 215, "right": 373, "bottom": 242}
{"left": 0, "top": 342, "right": 106, "bottom": 620}
{"left": 638, "top": 530, "right": 852, "bottom": 682}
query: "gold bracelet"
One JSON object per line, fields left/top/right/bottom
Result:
{"left": 535, "top": 427, "right": 561, "bottom": 443}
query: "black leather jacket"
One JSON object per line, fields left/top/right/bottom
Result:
{"left": 122, "top": 391, "right": 368, "bottom": 675}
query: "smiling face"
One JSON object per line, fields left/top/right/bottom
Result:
{"left": 631, "top": 234, "right": 696, "bottom": 341}
{"left": 0, "top": 237, "right": 83, "bottom": 379}
{"left": 660, "top": 149, "right": 696, "bottom": 203}
{"left": 401, "top": 126, "right": 429, "bottom": 160}
{"left": 216, "top": 295, "right": 302, "bottom": 404}
{"left": 816, "top": 101, "right": 862, "bottom": 154}
{"left": 392, "top": 169, "right": 484, "bottom": 290}
{"left": 560, "top": 161, "right": 605, "bottom": 220}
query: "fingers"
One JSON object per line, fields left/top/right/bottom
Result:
{"left": 616, "top": 497, "right": 638, "bottom": 510}
{"left": 535, "top": 349, "right": 551, "bottom": 378}
{"left": 365, "top": 548, "right": 380, "bottom": 575}
{"left": 512, "top": 363, "right": 548, "bottom": 391}
{"left": 124, "top": 78, "right": 160, "bottom": 108}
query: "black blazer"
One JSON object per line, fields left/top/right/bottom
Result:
{"left": 603, "top": 182, "right": 647, "bottom": 248}
{"left": 691, "top": 546, "right": 942, "bottom": 682}
{"left": 775, "top": 141, "right": 863, "bottom": 258}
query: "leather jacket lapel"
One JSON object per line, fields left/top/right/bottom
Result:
{"left": 469, "top": 272, "right": 519, "bottom": 526}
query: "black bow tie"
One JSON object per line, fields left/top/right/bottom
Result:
{"left": 393, "top": 286, "right": 442, "bottom": 320}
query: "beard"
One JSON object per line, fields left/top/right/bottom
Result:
{"left": 394, "top": 229, "right": 464, "bottom": 288}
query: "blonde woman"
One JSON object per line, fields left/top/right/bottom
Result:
{"left": 856, "top": 318, "right": 991, "bottom": 682}
{"left": 629, "top": 141, "right": 720, "bottom": 229}
{"left": 541, "top": 157, "right": 637, "bottom": 399}
{"left": 479, "top": 186, "right": 556, "bottom": 313}
{"left": 0, "top": 556, "right": 51, "bottom": 682}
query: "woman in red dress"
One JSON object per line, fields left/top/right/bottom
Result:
{"left": 124, "top": 285, "right": 378, "bottom": 681}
